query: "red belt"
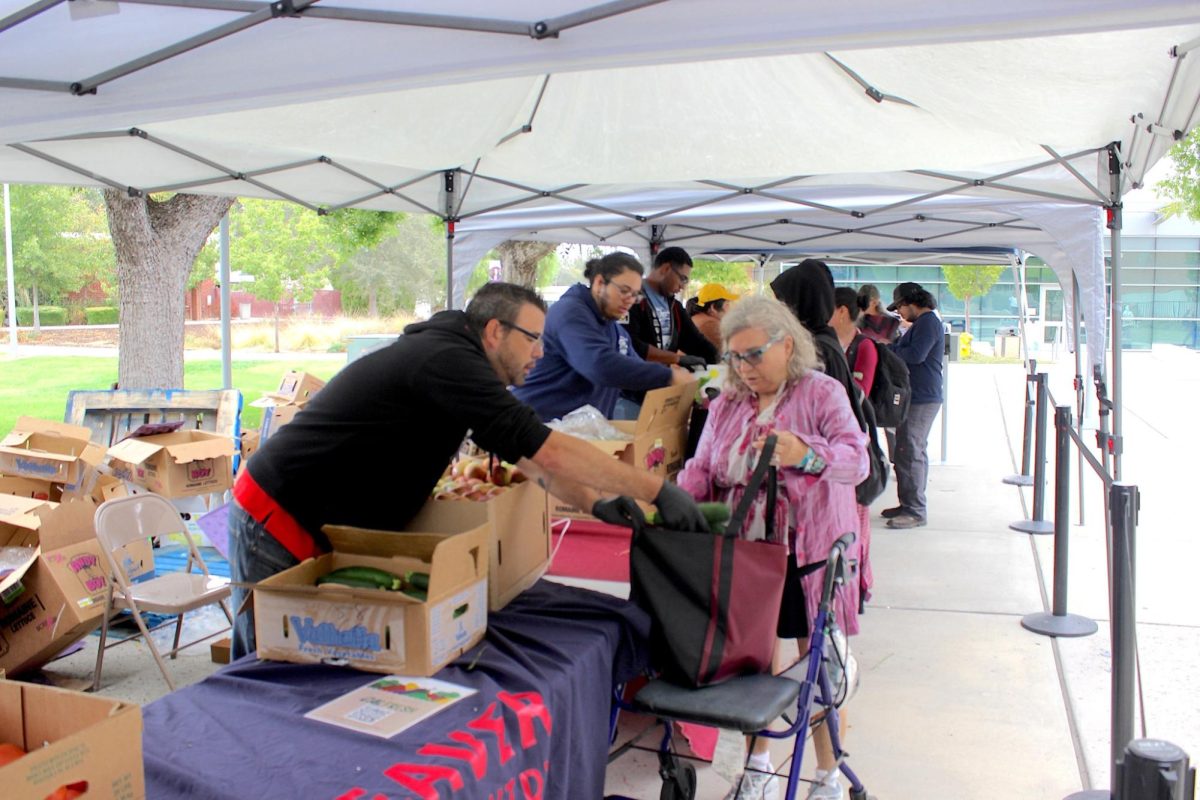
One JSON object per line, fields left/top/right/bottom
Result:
{"left": 233, "top": 470, "right": 324, "bottom": 562}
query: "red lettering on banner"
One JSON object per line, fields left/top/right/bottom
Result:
{"left": 418, "top": 731, "right": 489, "bottom": 781}
{"left": 505, "top": 777, "right": 516, "bottom": 800}
{"left": 519, "top": 768, "right": 544, "bottom": 800}
{"left": 497, "top": 691, "right": 552, "bottom": 747}
{"left": 333, "top": 790, "right": 366, "bottom": 800}
{"left": 383, "top": 762, "right": 464, "bottom": 800}
{"left": 467, "top": 702, "right": 516, "bottom": 765}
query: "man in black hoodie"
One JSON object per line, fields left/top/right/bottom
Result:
{"left": 228, "top": 282, "right": 707, "bottom": 658}
{"left": 770, "top": 259, "right": 857, "bottom": 403}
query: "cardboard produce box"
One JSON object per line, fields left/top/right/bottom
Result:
{"left": 0, "top": 418, "right": 104, "bottom": 488}
{"left": 267, "top": 370, "right": 325, "bottom": 405}
{"left": 259, "top": 401, "right": 307, "bottom": 440}
{"left": 0, "top": 679, "right": 144, "bottom": 800}
{"left": 551, "top": 381, "right": 695, "bottom": 520}
{"left": 0, "top": 496, "right": 108, "bottom": 677}
{"left": 107, "top": 429, "right": 234, "bottom": 498}
{"left": 0, "top": 475, "right": 61, "bottom": 503}
{"left": 407, "top": 480, "right": 550, "bottom": 610}
{"left": 254, "top": 525, "right": 488, "bottom": 676}
{"left": 239, "top": 428, "right": 261, "bottom": 464}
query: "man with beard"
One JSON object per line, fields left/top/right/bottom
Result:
{"left": 514, "top": 252, "right": 694, "bottom": 421}
{"left": 229, "top": 281, "right": 707, "bottom": 658}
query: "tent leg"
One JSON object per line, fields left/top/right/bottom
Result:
{"left": 1106, "top": 144, "right": 1124, "bottom": 481}
{"left": 1072, "top": 272, "right": 1085, "bottom": 526}
{"left": 444, "top": 170, "right": 457, "bottom": 310}
{"left": 3, "top": 184, "right": 16, "bottom": 357}
{"left": 219, "top": 214, "right": 232, "bottom": 391}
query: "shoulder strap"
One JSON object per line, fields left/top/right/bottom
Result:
{"left": 725, "top": 434, "right": 779, "bottom": 541}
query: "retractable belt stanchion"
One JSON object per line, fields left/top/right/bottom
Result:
{"left": 1004, "top": 360, "right": 1037, "bottom": 487}
{"left": 1021, "top": 404, "right": 1098, "bottom": 638}
{"left": 1010, "top": 372, "right": 1053, "bottom": 534}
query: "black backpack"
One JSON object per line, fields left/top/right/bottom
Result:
{"left": 848, "top": 335, "right": 911, "bottom": 428}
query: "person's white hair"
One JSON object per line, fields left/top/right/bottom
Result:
{"left": 719, "top": 295, "right": 822, "bottom": 399}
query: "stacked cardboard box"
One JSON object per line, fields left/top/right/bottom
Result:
{"left": 0, "top": 418, "right": 106, "bottom": 503}
{"left": 407, "top": 479, "right": 550, "bottom": 611}
{"left": 0, "top": 495, "right": 111, "bottom": 676}
{"left": 0, "top": 678, "right": 144, "bottom": 800}
{"left": 254, "top": 524, "right": 488, "bottom": 676}
{"left": 550, "top": 381, "right": 695, "bottom": 520}
{"left": 253, "top": 371, "right": 326, "bottom": 441}
{"left": 106, "top": 428, "right": 234, "bottom": 499}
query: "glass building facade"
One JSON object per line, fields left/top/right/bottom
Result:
{"left": 822, "top": 222, "right": 1200, "bottom": 351}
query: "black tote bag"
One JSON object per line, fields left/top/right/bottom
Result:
{"left": 630, "top": 436, "right": 789, "bottom": 688}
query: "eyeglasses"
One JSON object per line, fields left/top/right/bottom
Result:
{"left": 670, "top": 266, "right": 691, "bottom": 286}
{"left": 605, "top": 279, "right": 644, "bottom": 303}
{"left": 723, "top": 335, "right": 784, "bottom": 368}
{"left": 499, "top": 320, "right": 542, "bottom": 343}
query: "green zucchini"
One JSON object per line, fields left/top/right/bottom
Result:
{"left": 404, "top": 571, "right": 431, "bottom": 592}
{"left": 318, "top": 566, "right": 404, "bottom": 591}
{"left": 649, "top": 502, "right": 732, "bottom": 533}
{"left": 402, "top": 587, "right": 428, "bottom": 602}
{"left": 317, "top": 575, "right": 391, "bottom": 591}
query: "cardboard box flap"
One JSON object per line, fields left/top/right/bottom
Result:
{"left": 632, "top": 381, "right": 695, "bottom": 436}
{"left": 105, "top": 437, "right": 162, "bottom": 466}
{"left": 3, "top": 417, "right": 94, "bottom": 445}
{"left": 31, "top": 497, "right": 99, "bottom": 551}
{"left": 0, "top": 493, "right": 53, "bottom": 532}
{"left": 321, "top": 524, "right": 487, "bottom": 598}
{"left": 162, "top": 436, "right": 234, "bottom": 464}
{"left": 0, "top": 545, "right": 39, "bottom": 595}
{"left": 3, "top": 680, "right": 130, "bottom": 747}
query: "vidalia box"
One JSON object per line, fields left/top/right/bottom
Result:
{"left": 0, "top": 496, "right": 108, "bottom": 676}
{"left": 254, "top": 525, "right": 488, "bottom": 676}
{"left": 407, "top": 480, "right": 550, "bottom": 610}
{"left": 0, "top": 475, "right": 61, "bottom": 502}
{"left": 0, "top": 680, "right": 144, "bottom": 800}
{"left": 0, "top": 418, "right": 104, "bottom": 488}
{"left": 551, "top": 381, "right": 695, "bottom": 520}
{"left": 106, "top": 429, "right": 234, "bottom": 498}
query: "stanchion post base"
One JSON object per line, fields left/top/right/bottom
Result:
{"left": 1021, "top": 612, "right": 1099, "bottom": 638}
{"left": 1002, "top": 474, "right": 1034, "bottom": 486}
{"left": 1010, "top": 519, "right": 1055, "bottom": 534}
{"left": 1063, "top": 791, "right": 1109, "bottom": 799}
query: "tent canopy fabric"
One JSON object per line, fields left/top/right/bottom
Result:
{"left": 2, "top": 1, "right": 1200, "bottom": 368}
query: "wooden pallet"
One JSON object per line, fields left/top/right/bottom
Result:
{"left": 64, "top": 388, "right": 242, "bottom": 447}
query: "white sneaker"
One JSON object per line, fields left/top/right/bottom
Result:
{"left": 806, "top": 768, "right": 844, "bottom": 799}
{"left": 723, "top": 767, "right": 780, "bottom": 800}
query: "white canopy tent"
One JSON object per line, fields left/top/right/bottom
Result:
{"left": 2, "top": 0, "right": 1200, "bottom": 475}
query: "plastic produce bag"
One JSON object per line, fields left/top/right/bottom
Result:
{"left": 546, "top": 405, "right": 633, "bottom": 441}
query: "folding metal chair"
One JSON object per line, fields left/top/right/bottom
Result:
{"left": 92, "top": 494, "right": 233, "bottom": 692}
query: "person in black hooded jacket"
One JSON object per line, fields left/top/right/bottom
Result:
{"left": 770, "top": 259, "right": 858, "bottom": 405}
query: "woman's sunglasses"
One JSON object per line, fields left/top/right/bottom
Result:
{"left": 723, "top": 335, "right": 784, "bottom": 367}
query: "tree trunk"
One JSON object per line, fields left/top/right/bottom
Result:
{"left": 963, "top": 294, "right": 972, "bottom": 331}
{"left": 497, "top": 240, "right": 556, "bottom": 288}
{"left": 368, "top": 285, "right": 378, "bottom": 318}
{"left": 274, "top": 303, "right": 281, "bottom": 354}
{"left": 31, "top": 283, "right": 40, "bottom": 331}
{"left": 104, "top": 191, "right": 235, "bottom": 389}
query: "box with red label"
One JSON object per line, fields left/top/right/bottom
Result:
{"left": 0, "top": 495, "right": 108, "bottom": 676}
{"left": 106, "top": 429, "right": 234, "bottom": 498}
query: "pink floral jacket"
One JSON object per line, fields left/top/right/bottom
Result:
{"left": 677, "top": 370, "right": 868, "bottom": 633}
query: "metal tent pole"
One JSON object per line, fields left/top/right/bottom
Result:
{"left": 3, "top": 184, "right": 15, "bottom": 356}
{"left": 444, "top": 170, "right": 457, "bottom": 310}
{"left": 219, "top": 215, "right": 232, "bottom": 390}
{"left": 1106, "top": 144, "right": 1124, "bottom": 481}
{"left": 1072, "top": 272, "right": 1086, "bottom": 525}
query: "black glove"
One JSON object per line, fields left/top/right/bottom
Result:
{"left": 591, "top": 496, "right": 646, "bottom": 528}
{"left": 677, "top": 354, "right": 707, "bottom": 370}
{"left": 653, "top": 480, "right": 710, "bottom": 532}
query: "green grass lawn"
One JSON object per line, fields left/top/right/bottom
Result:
{"left": 0, "top": 356, "right": 344, "bottom": 434}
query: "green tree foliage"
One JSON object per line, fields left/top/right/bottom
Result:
{"left": 335, "top": 214, "right": 444, "bottom": 315}
{"left": 942, "top": 264, "right": 1004, "bottom": 328}
{"left": 1158, "top": 127, "right": 1200, "bottom": 219}
{"left": 691, "top": 259, "right": 753, "bottom": 293}
{"left": 3, "top": 185, "right": 113, "bottom": 326}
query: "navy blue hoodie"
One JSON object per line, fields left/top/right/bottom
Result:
{"left": 513, "top": 283, "right": 672, "bottom": 420}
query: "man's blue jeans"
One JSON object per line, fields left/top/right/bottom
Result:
{"left": 894, "top": 401, "right": 941, "bottom": 520}
{"left": 227, "top": 502, "right": 299, "bottom": 660}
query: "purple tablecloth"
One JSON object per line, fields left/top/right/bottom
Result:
{"left": 143, "top": 580, "right": 649, "bottom": 799}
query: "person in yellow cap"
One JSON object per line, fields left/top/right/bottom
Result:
{"left": 687, "top": 282, "right": 740, "bottom": 350}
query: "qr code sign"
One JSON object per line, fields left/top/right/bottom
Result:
{"left": 346, "top": 703, "right": 392, "bottom": 726}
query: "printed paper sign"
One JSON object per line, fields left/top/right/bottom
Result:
{"left": 304, "top": 675, "right": 476, "bottom": 739}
